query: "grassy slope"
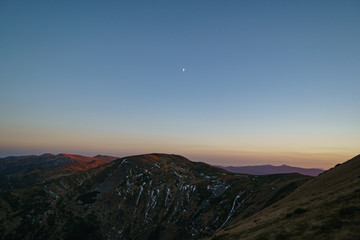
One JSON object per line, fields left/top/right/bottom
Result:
{"left": 210, "top": 155, "right": 360, "bottom": 240}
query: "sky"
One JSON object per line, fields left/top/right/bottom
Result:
{"left": 0, "top": 0, "right": 359, "bottom": 169}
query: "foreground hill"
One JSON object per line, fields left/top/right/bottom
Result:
{"left": 210, "top": 154, "right": 360, "bottom": 240}
{"left": 218, "top": 164, "right": 324, "bottom": 176}
{"left": 0, "top": 153, "right": 310, "bottom": 240}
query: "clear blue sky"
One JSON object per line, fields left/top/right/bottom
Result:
{"left": 1, "top": 0, "right": 359, "bottom": 168}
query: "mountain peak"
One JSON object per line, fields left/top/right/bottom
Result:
{"left": 40, "top": 153, "right": 55, "bottom": 157}
{"left": 124, "top": 153, "right": 191, "bottom": 166}
{"left": 93, "top": 155, "right": 118, "bottom": 161}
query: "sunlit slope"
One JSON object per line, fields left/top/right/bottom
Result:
{"left": 0, "top": 153, "right": 117, "bottom": 190}
{"left": 0, "top": 153, "right": 117, "bottom": 174}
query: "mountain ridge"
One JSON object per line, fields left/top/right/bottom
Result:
{"left": 217, "top": 164, "right": 324, "bottom": 176}
{"left": 0, "top": 153, "right": 311, "bottom": 240}
{"left": 1, "top": 152, "right": 357, "bottom": 240}
{"left": 0, "top": 153, "right": 118, "bottom": 175}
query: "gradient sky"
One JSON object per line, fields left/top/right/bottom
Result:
{"left": 1, "top": 0, "right": 359, "bottom": 168}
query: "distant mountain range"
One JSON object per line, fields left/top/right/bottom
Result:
{"left": 217, "top": 164, "right": 324, "bottom": 176}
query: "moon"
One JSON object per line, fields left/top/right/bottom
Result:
{"left": 182, "top": 68, "right": 185, "bottom": 72}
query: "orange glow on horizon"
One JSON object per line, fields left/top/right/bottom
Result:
{"left": 0, "top": 123, "right": 358, "bottom": 170}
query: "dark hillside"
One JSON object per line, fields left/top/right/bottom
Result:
{"left": 0, "top": 153, "right": 310, "bottom": 240}
{"left": 210, "top": 154, "right": 360, "bottom": 240}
